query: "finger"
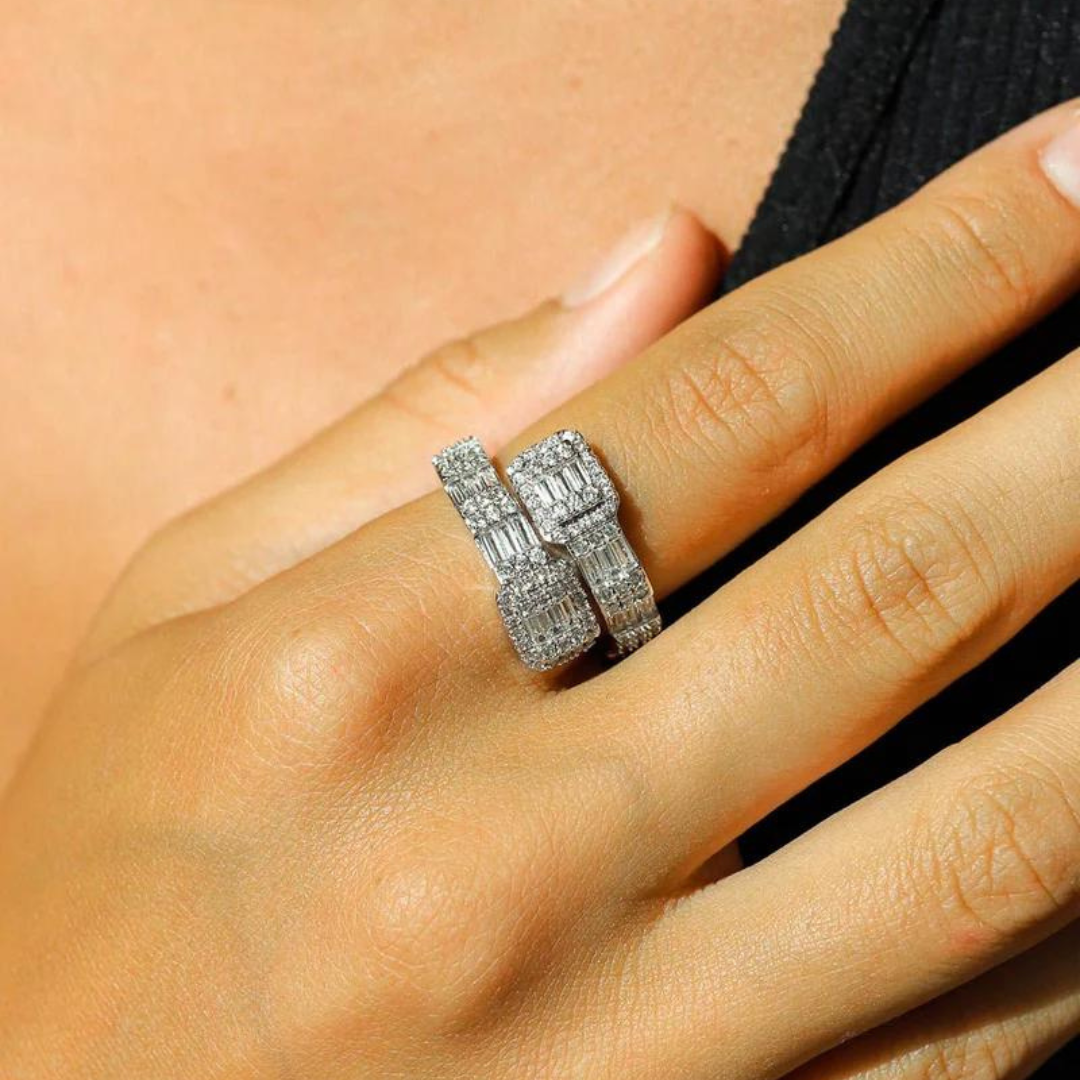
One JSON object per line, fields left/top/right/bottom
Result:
{"left": 250, "top": 99, "right": 1080, "bottom": 696}
{"left": 626, "top": 659, "right": 1080, "bottom": 1080}
{"left": 793, "top": 921, "right": 1080, "bottom": 1080}
{"left": 502, "top": 100, "right": 1080, "bottom": 597}
{"left": 587, "top": 331, "right": 1080, "bottom": 880}
{"left": 352, "top": 206, "right": 720, "bottom": 520}
{"left": 83, "top": 208, "right": 722, "bottom": 660}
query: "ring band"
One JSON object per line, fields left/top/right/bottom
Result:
{"left": 507, "top": 430, "right": 661, "bottom": 656}
{"left": 433, "top": 437, "right": 600, "bottom": 671}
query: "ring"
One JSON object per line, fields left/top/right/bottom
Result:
{"left": 507, "top": 430, "right": 661, "bottom": 656}
{"left": 433, "top": 437, "right": 600, "bottom": 671}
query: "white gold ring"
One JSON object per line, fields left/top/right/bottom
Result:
{"left": 508, "top": 430, "right": 661, "bottom": 657}
{"left": 433, "top": 437, "right": 600, "bottom": 671}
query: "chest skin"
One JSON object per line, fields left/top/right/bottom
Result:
{"left": 0, "top": 0, "right": 843, "bottom": 785}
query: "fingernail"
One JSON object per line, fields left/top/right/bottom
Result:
{"left": 561, "top": 207, "right": 672, "bottom": 308}
{"left": 1040, "top": 115, "right": 1080, "bottom": 208}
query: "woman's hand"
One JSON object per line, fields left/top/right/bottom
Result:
{"left": 4, "top": 102, "right": 1080, "bottom": 1079}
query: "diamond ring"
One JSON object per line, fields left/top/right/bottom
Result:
{"left": 508, "top": 430, "right": 661, "bottom": 656}
{"left": 433, "top": 437, "right": 600, "bottom": 671}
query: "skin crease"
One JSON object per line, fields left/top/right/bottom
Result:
{"left": 0, "top": 0, "right": 845, "bottom": 785}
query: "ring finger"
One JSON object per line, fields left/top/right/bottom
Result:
{"left": 81, "top": 209, "right": 720, "bottom": 662}
{"left": 580, "top": 336, "right": 1080, "bottom": 882}
{"left": 327, "top": 96, "right": 1080, "bottom": 690}
{"left": 220, "top": 101, "right": 1080, "bottom": 727}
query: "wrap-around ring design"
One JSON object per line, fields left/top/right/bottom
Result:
{"left": 508, "top": 430, "right": 661, "bottom": 656}
{"left": 433, "top": 437, "right": 599, "bottom": 671}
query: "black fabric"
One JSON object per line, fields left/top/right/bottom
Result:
{"left": 675, "top": 1, "right": 1080, "bottom": 1071}
{"left": 728, "top": 0, "right": 1080, "bottom": 287}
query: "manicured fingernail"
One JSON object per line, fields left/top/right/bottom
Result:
{"left": 1040, "top": 116, "right": 1080, "bottom": 208}
{"left": 561, "top": 208, "right": 672, "bottom": 308}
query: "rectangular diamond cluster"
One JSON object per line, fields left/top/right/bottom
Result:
{"left": 497, "top": 560, "right": 599, "bottom": 671}
{"left": 508, "top": 430, "right": 661, "bottom": 658}
{"left": 571, "top": 527, "right": 657, "bottom": 640}
{"left": 434, "top": 436, "right": 600, "bottom": 669}
{"left": 435, "top": 438, "right": 540, "bottom": 580}
{"left": 506, "top": 430, "right": 619, "bottom": 545}
{"left": 434, "top": 437, "right": 499, "bottom": 510}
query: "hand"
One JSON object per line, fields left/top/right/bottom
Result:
{"left": 4, "top": 102, "right": 1080, "bottom": 1079}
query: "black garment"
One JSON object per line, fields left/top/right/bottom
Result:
{"left": 675, "top": 1, "right": 1080, "bottom": 1072}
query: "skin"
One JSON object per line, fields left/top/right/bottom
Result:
{"left": 0, "top": 0, "right": 844, "bottom": 774}
{"left": 3, "top": 102, "right": 1080, "bottom": 1077}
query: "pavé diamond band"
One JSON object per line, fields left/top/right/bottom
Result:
{"left": 508, "top": 430, "right": 661, "bottom": 657}
{"left": 433, "top": 437, "right": 600, "bottom": 671}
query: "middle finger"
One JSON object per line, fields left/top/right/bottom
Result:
{"left": 501, "top": 100, "right": 1080, "bottom": 598}
{"left": 582, "top": 321, "right": 1080, "bottom": 884}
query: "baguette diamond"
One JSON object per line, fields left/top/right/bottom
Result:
{"left": 433, "top": 437, "right": 600, "bottom": 670}
{"left": 507, "top": 430, "right": 661, "bottom": 657}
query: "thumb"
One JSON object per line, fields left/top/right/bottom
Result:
{"left": 84, "top": 208, "right": 723, "bottom": 657}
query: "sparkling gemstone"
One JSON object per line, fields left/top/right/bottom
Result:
{"left": 443, "top": 471, "right": 486, "bottom": 509}
{"left": 562, "top": 460, "right": 588, "bottom": 492}
{"left": 477, "top": 516, "right": 535, "bottom": 566}
{"left": 579, "top": 536, "right": 633, "bottom": 578}
{"left": 523, "top": 595, "right": 579, "bottom": 643}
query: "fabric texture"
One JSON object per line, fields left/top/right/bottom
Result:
{"left": 675, "top": 3, "right": 1080, "bottom": 1070}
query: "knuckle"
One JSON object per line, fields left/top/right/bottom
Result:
{"left": 363, "top": 851, "right": 484, "bottom": 992}
{"left": 658, "top": 309, "right": 830, "bottom": 478}
{"left": 240, "top": 606, "right": 400, "bottom": 764}
{"left": 923, "top": 760, "right": 1080, "bottom": 949}
{"left": 918, "top": 189, "right": 1040, "bottom": 322}
{"left": 356, "top": 756, "right": 614, "bottom": 1036}
{"left": 813, "top": 486, "right": 1012, "bottom": 670}
{"left": 380, "top": 335, "right": 495, "bottom": 434}
{"left": 424, "top": 335, "right": 493, "bottom": 406}
{"left": 360, "top": 821, "right": 551, "bottom": 1031}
